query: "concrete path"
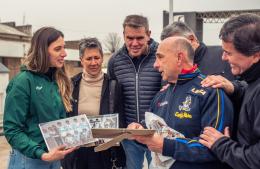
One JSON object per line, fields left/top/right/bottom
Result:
{"left": 0, "top": 136, "right": 148, "bottom": 169}
{"left": 0, "top": 136, "right": 10, "bottom": 169}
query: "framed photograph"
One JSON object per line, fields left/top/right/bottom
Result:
{"left": 39, "top": 114, "right": 94, "bottom": 150}
{"left": 87, "top": 114, "right": 119, "bottom": 129}
{"left": 85, "top": 114, "right": 119, "bottom": 147}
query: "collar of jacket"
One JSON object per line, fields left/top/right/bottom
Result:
{"left": 71, "top": 72, "right": 83, "bottom": 86}
{"left": 70, "top": 72, "right": 109, "bottom": 116}
{"left": 177, "top": 69, "right": 201, "bottom": 85}
{"left": 239, "top": 61, "right": 260, "bottom": 83}
{"left": 20, "top": 65, "right": 56, "bottom": 81}
{"left": 194, "top": 42, "right": 207, "bottom": 65}
{"left": 44, "top": 67, "right": 57, "bottom": 81}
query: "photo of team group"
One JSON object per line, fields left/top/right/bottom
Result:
{"left": 88, "top": 113, "right": 119, "bottom": 129}
{"left": 39, "top": 114, "right": 94, "bottom": 150}
{"left": 86, "top": 114, "right": 119, "bottom": 146}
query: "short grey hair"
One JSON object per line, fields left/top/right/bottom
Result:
{"left": 79, "top": 37, "right": 103, "bottom": 58}
{"left": 161, "top": 21, "right": 195, "bottom": 40}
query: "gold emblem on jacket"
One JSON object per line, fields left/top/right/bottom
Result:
{"left": 191, "top": 88, "right": 206, "bottom": 95}
{"left": 174, "top": 112, "right": 192, "bottom": 119}
{"left": 175, "top": 95, "right": 193, "bottom": 119}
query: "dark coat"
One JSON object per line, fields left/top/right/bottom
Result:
{"left": 211, "top": 61, "right": 260, "bottom": 169}
{"left": 62, "top": 73, "right": 126, "bottom": 169}
{"left": 107, "top": 39, "right": 162, "bottom": 125}
{"left": 68, "top": 73, "right": 125, "bottom": 128}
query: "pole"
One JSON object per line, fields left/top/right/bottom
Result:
{"left": 169, "top": 0, "right": 173, "bottom": 25}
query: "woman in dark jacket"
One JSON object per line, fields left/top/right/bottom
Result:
{"left": 62, "top": 37, "right": 125, "bottom": 169}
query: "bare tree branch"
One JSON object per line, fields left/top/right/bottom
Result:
{"left": 103, "top": 32, "right": 122, "bottom": 54}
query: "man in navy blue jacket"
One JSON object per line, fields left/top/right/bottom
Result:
{"left": 129, "top": 37, "right": 234, "bottom": 169}
{"left": 108, "top": 14, "right": 162, "bottom": 169}
{"left": 161, "top": 21, "right": 234, "bottom": 81}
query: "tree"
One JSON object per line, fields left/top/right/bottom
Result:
{"left": 103, "top": 32, "right": 122, "bottom": 54}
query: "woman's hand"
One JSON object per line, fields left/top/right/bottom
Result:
{"left": 41, "top": 146, "right": 77, "bottom": 162}
{"left": 201, "top": 75, "right": 234, "bottom": 95}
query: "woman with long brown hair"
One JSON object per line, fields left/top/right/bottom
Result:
{"left": 4, "top": 27, "right": 75, "bottom": 169}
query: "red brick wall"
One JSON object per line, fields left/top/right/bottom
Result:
{"left": 2, "top": 57, "right": 22, "bottom": 80}
{"left": 1, "top": 56, "right": 114, "bottom": 80}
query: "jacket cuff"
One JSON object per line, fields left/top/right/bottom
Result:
{"left": 162, "top": 138, "right": 175, "bottom": 157}
{"left": 211, "top": 136, "right": 230, "bottom": 160}
{"left": 34, "top": 148, "right": 46, "bottom": 159}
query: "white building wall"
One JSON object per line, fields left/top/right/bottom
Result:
{"left": 66, "top": 49, "right": 80, "bottom": 61}
{"left": 0, "top": 73, "right": 9, "bottom": 115}
{"left": 0, "top": 40, "right": 30, "bottom": 57}
{"left": 0, "top": 40, "right": 79, "bottom": 61}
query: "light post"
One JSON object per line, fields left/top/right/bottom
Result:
{"left": 169, "top": 0, "right": 174, "bottom": 25}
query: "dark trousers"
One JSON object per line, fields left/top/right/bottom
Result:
{"left": 76, "top": 147, "right": 107, "bottom": 169}
{"left": 62, "top": 146, "right": 125, "bottom": 169}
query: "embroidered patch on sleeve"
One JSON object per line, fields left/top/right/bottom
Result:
{"left": 191, "top": 88, "right": 206, "bottom": 95}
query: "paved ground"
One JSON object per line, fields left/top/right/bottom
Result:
{"left": 0, "top": 136, "right": 10, "bottom": 169}
{"left": 0, "top": 136, "right": 148, "bottom": 169}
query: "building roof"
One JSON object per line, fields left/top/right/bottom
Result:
{"left": 0, "top": 24, "right": 29, "bottom": 37}
{"left": 66, "top": 40, "right": 80, "bottom": 50}
{"left": 0, "top": 62, "right": 9, "bottom": 73}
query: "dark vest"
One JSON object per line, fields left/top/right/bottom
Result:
{"left": 108, "top": 39, "right": 162, "bottom": 125}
